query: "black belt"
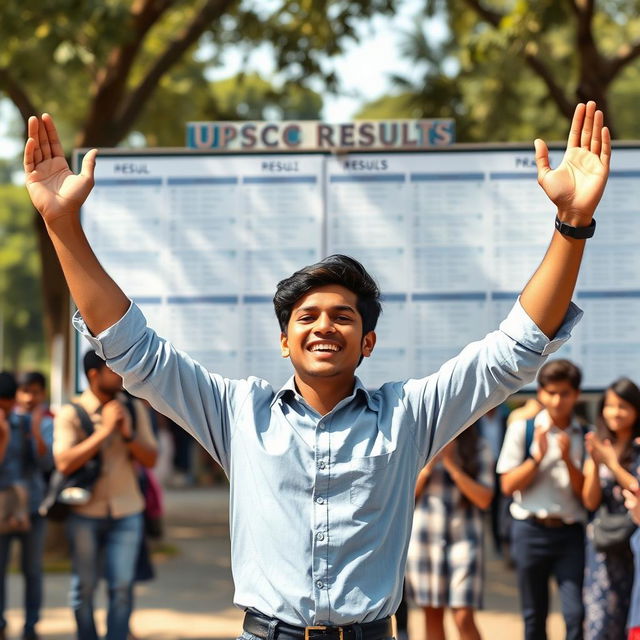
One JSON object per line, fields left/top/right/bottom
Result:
{"left": 243, "top": 610, "right": 393, "bottom": 640}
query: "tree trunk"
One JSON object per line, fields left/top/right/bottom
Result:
{"left": 35, "top": 213, "right": 72, "bottom": 394}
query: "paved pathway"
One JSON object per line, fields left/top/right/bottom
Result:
{"left": 5, "top": 487, "right": 565, "bottom": 639}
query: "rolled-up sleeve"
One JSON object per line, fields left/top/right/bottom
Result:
{"left": 402, "top": 297, "right": 582, "bottom": 463}
{"left": 73, "top": 303, "right": 250, "bottom": 472}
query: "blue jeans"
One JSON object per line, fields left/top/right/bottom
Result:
{"left": 0, "top": 513, "right": 46, "bottom": 634}
{"left": 512, "top": 518, "right": 585, "bottom": 640}
{"left": 67, "top": 511, "right": 143, "bottom": 640}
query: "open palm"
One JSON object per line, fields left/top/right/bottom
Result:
{"left": 24, "top": 114, "right": 96, "bottom": 225}
{"left": 535, "top": 102, "right": 610, "bottom": 224}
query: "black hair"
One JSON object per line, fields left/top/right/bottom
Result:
{"left": 273, "top": 254, "right": 382, "bottom": 335}
{"left": 83, "top": 350, "right": 106, "bottom": 377}
{"left": 17, "top": 371, "right": 46, "bottom": 389}
{"left": 597, "top": 377, "right": 640, "bottom": 468}
{"left": 0, "top": 371, "right": 17, "bottom": 400}
{"left": 537, "top": 358, "right": 582, "bottom": 391}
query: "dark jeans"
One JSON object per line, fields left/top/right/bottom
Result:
{"left": 67, "top": 511, "right": 143, "bottom": 640}
{"left": 0, "top": 514, "right": 46, "bottom": 634}
{"left": 512, "top": 518, "right": 585, "bottom": 640}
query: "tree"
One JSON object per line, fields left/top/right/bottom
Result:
{"left": 375, "top": 1, "right": 640, "bottom": 142}
{"left": 0, "top": 184, "right": 45, "bottom": 371}
{"left": 0, "top": 0, "right": 395, "bottom": 385}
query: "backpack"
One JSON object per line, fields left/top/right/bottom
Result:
{"left": 38, "top": 403, "right": 101, "bottom": 521}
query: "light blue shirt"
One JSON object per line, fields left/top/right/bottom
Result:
{"left": 75, "top": 298, "right": 581, "bottom": 626}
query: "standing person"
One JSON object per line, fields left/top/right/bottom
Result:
{"left": 0, "top": 370, "right": 53, "bottom": 640}
{"left": 582, "top": 378, "right": 640, "bottom": 640}
{"left": 475, "top": 407, "right": 508, "bottom": 555}
{"left": 53, "top": 351, "right": 157, "bottom": 640}
{"left": 497, "top": 359, "right": 588, "bottom": 640}
{"left": 406, "top": 426, "right": 493, "bottom": 640}
{"left": 23, "top": 102, "right": 609, "bottom": 638}
{"left": 622, "top": 485, "right": 640, "bottom": 639}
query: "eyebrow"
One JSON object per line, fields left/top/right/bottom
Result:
{"left": 296, "top": 305, "right": 357, "bottom": 313}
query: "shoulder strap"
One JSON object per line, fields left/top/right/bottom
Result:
{"left": 121, "top": 393, "right": 138, "bottom": 434}
{"left": 524, "top": 418, "right": 535, "bottom": 461}
{"left": 70, "top": 402, "right": 94, "bottom": 437}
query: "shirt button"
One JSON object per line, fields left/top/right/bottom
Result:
{"left": 316, "top": 532, "right": 325, "bottom": 541}
{"left": 316, "top": 580, "right": 324, "bottom": 589}
{"left": 316, "top": 496, "right": 324, "bottom": 504}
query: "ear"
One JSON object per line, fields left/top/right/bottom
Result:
{"left": 280, "top": 332, "right": 290, "bottom": 358}
{"left": 361, "top": 331, "right": 376, "bottom": 358}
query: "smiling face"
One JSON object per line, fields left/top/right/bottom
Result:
{"left": 602, "top": 389, "right": 638, "bottom": 437}
{"left": 280, "top": 284, "right": 376, "bottom": 383}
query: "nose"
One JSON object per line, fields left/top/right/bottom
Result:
{"left": 314, "top": 312, "right": 335, "bottom": 333}
{"left": 549, "top": 394, "right": 562, "bottom": 409}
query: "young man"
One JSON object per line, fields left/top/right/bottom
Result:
{"left": 53, "top": 350, "right": 157, "bottom": 640}
{"left": 497, "top": 359, "right": 588, "bottom": 640}
{"left": 23, "top": 103, "right": 609, "bottom": 638}
{"left": 0, "top": 370, "right": 53, "bottom": 640}
{"left": 15, "top": 372, "right": 54, "bottom": 420}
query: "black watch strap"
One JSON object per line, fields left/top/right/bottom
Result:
{"left": 555, "top": 216, "right": 596, "bottom": 239}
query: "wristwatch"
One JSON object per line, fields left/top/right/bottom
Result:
{"left": 555, "top": 216, "right": 596, "bottom": 239}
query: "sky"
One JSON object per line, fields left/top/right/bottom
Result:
{"left": 0, "top": 1, "right": 445, "bottom": 160}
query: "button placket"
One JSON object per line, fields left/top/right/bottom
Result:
{"left": 312, "top": 415, "right": 331, "bottom": 618}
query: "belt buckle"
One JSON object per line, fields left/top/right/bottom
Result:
{"left": 304, "top": 626, "right": 343, "bottom": 640}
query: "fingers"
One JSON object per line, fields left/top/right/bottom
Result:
{"left": 23, "top": 136, "right": 36, "bottom": 174}
{"left": 26, "top": 116, "right": 43, "bottom": 167}
{"left": 42, "top": 113, "right": 64, "bottom": 159}
{"left": 589, "top": 109, "right": 603, "bottom": 156}
{"left": 534, "top": 138, "right": 550, "bottom": 184}
{"left": 567, "top": 103, "right": 586, "bottom": 148}
{"left": 37, "top": 114, "right": 52, "bottom": 161}
{"left": 580, "top": 101, "right": 596, "bottom": 149}
{"left": 601, "top": 126, "right": 611, "bottom": 169}
{"left": 80, "top": 148, "right": 98, "bottom": 181}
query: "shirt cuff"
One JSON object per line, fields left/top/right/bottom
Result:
{"left": 499, "top": 297, "right": 583, "bottom": 356}
{"left": 72, "top": 302, "right": 147, "bottom": 360}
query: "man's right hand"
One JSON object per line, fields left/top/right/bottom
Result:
{"left": 532, "top": 426, "right": 548, "bottom": 464}
{"left": 24, "top": 114, "right": 97, "bottom": 226}
{"left": 100, "top": 400, "right": 125, "bottom": 435}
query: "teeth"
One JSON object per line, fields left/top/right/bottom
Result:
{"left": 310, "top": 344, "right": 340, "bottom": 352}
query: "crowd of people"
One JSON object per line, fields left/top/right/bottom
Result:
{"left": 397, "top": 358, "right": 640, "bottom": 640}
{"left": 0, "top": 358, "right": 178, "bottom": 640}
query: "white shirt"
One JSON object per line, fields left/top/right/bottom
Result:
{"left": 496, "top": 409, "right": 588, "bottom": 524}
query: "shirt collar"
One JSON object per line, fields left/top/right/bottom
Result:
{"left": 271, "top": 375, "right": 375, "bottom": 411}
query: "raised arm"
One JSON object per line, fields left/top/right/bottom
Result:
{"left": 520, "top": 101, "right": 610, "bottom": 338}
{"left": 24, "top": 114, "right": 129, "bottom": 335}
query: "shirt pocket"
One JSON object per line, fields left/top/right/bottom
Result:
{"left": 349, "top": 451, "right": 397, "bottom": 510}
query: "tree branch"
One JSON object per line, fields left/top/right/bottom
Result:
{"left": 111, "top": 0, "right": 238, "bottom": 143}
{"left": 0, "top": 68, "right": 40, "bottom": 132}
{"left": 524, "top": 53, "right": 574, "bottom": 120}
{"left": 80, "top": 0, "right": 177, "bottom": 146}
{"left": 461, "top": 0, "right": 501, "bottom": 27}
{"left": 606, "top": 41, "right": 640, "bottom": 79}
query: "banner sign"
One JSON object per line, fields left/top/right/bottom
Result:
{"left": 186, "top": 119, "right": 455, "bottom": 152}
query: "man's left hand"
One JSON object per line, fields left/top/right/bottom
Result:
{"left": 535, "top": 101, "right": 611, "bottom": 227}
